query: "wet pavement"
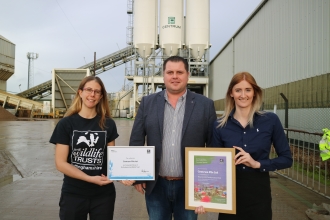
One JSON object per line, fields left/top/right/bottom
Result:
{"left": 0, "top": 118, "right": 329, "bottom": 220}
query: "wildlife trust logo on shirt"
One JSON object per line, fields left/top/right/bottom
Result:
{"left": 71, "top": 130, "right": 107, "bottom": 171}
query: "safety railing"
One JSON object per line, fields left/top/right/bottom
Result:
{"left": 271, "top": 128, "right": 329, "bottom": 199}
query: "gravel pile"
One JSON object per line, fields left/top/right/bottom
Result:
{"left": 0, "top": 106, "right": 17, "bottom": 121}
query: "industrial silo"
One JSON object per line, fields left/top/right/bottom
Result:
{"left": 133, "top": 0, "right": 158, "bottom": 58}
{"left": 159, "top": 0, "right": 184, "bottom": 56}
{"left": 186, "top": 0, "right": 210, "bottom": 60}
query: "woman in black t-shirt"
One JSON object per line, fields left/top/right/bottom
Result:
{"left": 50, "top": 76, "right": 133, "bottom": 220}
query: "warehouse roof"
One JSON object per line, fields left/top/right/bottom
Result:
{"left": 0, "top": 35, "right": 15, "bottom": 45}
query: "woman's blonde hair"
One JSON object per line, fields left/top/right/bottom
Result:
{"left": 218, "top": 72, "right": 263, "bottom": 128}
{"left": 64, "top": 76, "right": 111, "bottom": 130}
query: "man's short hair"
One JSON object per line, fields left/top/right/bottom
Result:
{"left": 163, "top": 56, "right": 189, "bottom": 72}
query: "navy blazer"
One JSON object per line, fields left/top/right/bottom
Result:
{"left": 129, "top": 89, "right": 217, "bottom": 195}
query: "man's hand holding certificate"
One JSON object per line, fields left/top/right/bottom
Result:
{"left": 107, "top": 146, "right": 155, "bottom": 180}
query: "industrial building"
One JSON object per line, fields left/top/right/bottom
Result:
{"left": 0, "top": 35, "right": 15, "bottom": 92}
{"left": 208, "top": 0, "right": 330, "bottom": 200}
{"left": 0, "top": 35, "right": 45, "bottom": 117}
{"left": 209, "top": 0, "right": 330, "bottom": 133}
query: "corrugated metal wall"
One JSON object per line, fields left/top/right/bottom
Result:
{"left": 209, "top": 0, "right": 330, "bottom": 101}
{"left": 0, "top": 80, "right": 6, "bottom": 91}
{"left": 0, "top": 36, "right": 15, "bottom": 81}
{"left": 209, "top": 45, "right": 233, "bottom": 101}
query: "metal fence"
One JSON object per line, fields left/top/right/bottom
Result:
{"left": 271, "top": 128, "right": 330, "bottom": 199}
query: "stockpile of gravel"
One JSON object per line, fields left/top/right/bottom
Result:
{"left": 0, "top": 106, "right": 17, "bottom": 121}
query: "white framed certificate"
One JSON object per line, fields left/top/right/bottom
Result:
{"left": 185, "top": 147, "right": 236, "bottom": 214}
{"left": 107, "top": 146, "right": 155, "bottom": 180}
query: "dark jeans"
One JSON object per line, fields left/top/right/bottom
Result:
{"left": 59, "top": 191, "right": 116, "bottom": 220}
{"left": 145, "top": 177, "right": 197, "bottom": 220}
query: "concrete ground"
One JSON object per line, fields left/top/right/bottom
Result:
{"left": 0, "top": 118, "right": 329, "bottom": 220}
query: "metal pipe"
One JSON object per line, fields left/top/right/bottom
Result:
{"left": 232, "top": 38, "right": 235, "bottom": 75}
{"left": 94, "top": 52, "right": 96, "bottom": 76}
{"left": 280, "top": 93, "right": 288, "bottom": 128}
{"left": 280, "top": 92, "right": 289, "bottom": 140}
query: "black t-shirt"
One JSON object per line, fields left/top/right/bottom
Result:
{"left": 50, "top": 114, "right": 119, "bottom": 197}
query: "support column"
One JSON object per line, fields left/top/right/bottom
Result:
{"left": 30, "top": 104, "right": 35, "bottom": 118}
{"left": 2, "top": 96, "right": 8, "bottom": 108}
{"left": 133, "top": 83, "right": 137, "bottom": 117}
{"left": 15, "top": 100, "right": 21, "bottom": 114}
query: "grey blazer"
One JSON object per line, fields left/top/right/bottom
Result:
{"left": 129, "top": 89, "right": 217, "bottom": 195}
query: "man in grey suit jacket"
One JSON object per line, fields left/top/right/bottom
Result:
{"left": 129, "top": 56, "right": 216, "bottom": 220}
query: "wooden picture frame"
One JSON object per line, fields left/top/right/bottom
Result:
{"left": 185, "top": 147, "right": 236, "bottom": 214}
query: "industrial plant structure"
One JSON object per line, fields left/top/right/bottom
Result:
{"left": 125, "top": 0, "right": 211, "bottom": 116}
{"left": 0, "top": 0, "right": 328, "bottom": 124}
{"left": 0, "top": 35, "right": 45, "bottom": 117}
{"left": 9, "top": 0, "right": 213, "bottom": 118}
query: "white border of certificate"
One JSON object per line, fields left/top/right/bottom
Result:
{"left": 185, "top": 147, "right": 236, "bottom": 214}
{"left": 107, "top": 146, "right": 155, "bottom": 180}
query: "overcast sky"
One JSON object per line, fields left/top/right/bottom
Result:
{"left": 1, "top": 0, "right": 262, "bottom": 94}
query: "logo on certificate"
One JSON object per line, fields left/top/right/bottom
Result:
{"left": 147, "top": 149, "right": 150, "bottom": 154}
